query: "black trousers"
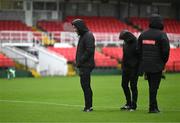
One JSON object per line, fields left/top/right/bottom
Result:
{"left": 146, "top": 72, "right": 162, "bottom": 110}
{"left": 79, "top": 68, "right": 93, "bottom": 109}
{"left": 121, "top": 69, "right": 138, "bottom": 107}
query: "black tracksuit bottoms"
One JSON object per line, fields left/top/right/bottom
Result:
{"left": 79, "top": 68, "right": 93, "bottom": 109}
{"left": 146, "top": 71, "right": 162, "bottom": 110}
{"left": 121, "top": 69, "right": 138, "bottom": 107}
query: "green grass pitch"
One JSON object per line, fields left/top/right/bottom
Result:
{"left": 0, "top": 74, "right": 180, "bottom": 122}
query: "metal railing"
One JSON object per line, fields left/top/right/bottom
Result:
{"left": 0, "top": 31, "right": 180, "bottom": 47}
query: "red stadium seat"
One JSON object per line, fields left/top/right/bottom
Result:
{"left": 66, "top": 16, "right": 138, "bottom": 33}
{"left": 48, "top": 47, "right": 76, "bottom": 62}
{"left": 0, "top": 20, "right": 32, "bottom": 31}
{"left": 37, "top": 20, "right": 64, "bottom": 32}
{"left": 102, "top": 47, "right": 123, "bottom": 61}
{"left": 0, "top": 54, "right": 15, "bottom": 67}
{"left": 48, "top": 47, "right": 118, "bottom": 67}
{"left": 130, "top": 17, "right": 180, "bottom": 34}
{"left": 166, "top": 48, "right": 180, "bottom": 71}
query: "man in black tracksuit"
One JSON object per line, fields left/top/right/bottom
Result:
{"left": 72, "top": 19, "right": 95, "bottom": 112}
{"left": 138, "top": 14, "right": 170, "bottom": 113}
{"left": 119, "top": 30, "right": 139, "bottom": 111}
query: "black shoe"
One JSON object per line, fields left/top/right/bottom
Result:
{"left": 130, "top": 103, "right": 137, "bottom": 111}
{"left": 120, "top": 104, "right": 131, "bottom": 110}
{"left": 83, "top": 107, "right": 93, "bottom": 112}
{"left": 148, "top": 108, "right": 160, "bottom": 113}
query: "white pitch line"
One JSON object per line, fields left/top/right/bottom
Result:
{"left": 0, "top": 99, "right": 120, "bottom": 109}
{"left": 0, "top": 99, "right": 180, "bottom": 112}
{"left": 0, "top": 99, "right": 83, "bottom": 108}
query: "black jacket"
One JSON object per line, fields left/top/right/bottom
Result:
{"left": 138, "top": 14, "right": 170, "bottom": 73}
{"left": 120, "top": 30, "right": 139, "bottom": 71}
{"left": 72, "top": 19, "right": 95, "bottom": 68}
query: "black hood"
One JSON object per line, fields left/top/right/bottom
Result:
{"left": 119, "top": 30, "right": 137, "bottom": 43}
{"left": 72, "top": 19, "right": 89, "bottom": 36}
{"left": 149, "top": 14, "right": 164, "bottom": 30}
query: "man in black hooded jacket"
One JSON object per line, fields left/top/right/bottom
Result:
{"left": 72, "top": 19, "right": 95, "bottom": 112}
{"left": 138, "top": 14, "right": 170, "bottom": 113}
{"left": 119, "top": 30, "right": 139, "bottom": 111}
